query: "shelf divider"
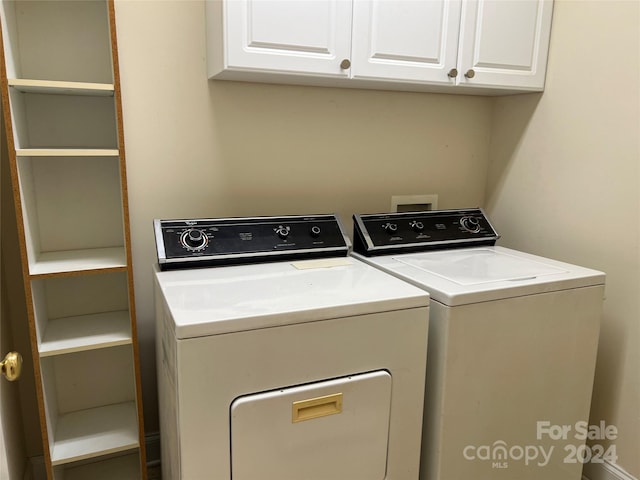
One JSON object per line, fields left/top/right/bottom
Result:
{"left": 29, "top": 247, "right": 127, "bottom": 277}
{"left": 16, "top": 148, "right": 119, "bottom": 157}
{"left": 8, "top": 78, "right": 115, "bottom": 96}
{"left": 39, "top": 311, "right": 132, "bottom": 357}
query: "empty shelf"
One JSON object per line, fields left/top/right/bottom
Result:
{"left": 16, "top": 148, "right": 119, "bottom": 157}
{"left": 51, "top": 402, "right": 139, "bottom": 466}
{"left": 57, "top": 453, "right": 141, "bottom": 480}
{"left": 29, "top": 247, "right": 127, "bottom": 277}
{"left": 8, "top": 78, "right": 114, "bottom": 96}
{"left": 39, "top": 311, "right": 132, "bottom": 357}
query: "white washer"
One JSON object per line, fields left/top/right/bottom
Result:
{"left": 352, "top": 209, "right": 605, "bottom": 480}
{"left": 153, "top": 214, "right": 430, "bottom": 479}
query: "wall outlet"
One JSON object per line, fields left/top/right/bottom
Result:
{"left": 391, "top": 194, "right": 438, "bottom": 213}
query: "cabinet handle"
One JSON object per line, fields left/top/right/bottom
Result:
{"left": 447, "top": 68, "right": 458, "bottom": 78}
{"left": 465, "top": 69, "right": 475, "bottom": 79}
{"left": 340, "top": 59, "right": 351, "bottom": 70}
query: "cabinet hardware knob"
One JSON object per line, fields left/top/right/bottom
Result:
{"left": 447, "top": 68, "right": 458, "bottom": 78}
{"left": 1, "top": 351, "right": 22, "bottom": 382}
{"left": 465, "top": 69, "right": 475, "bottom": 79}
{"left": 340, "top": 59, "right": 351, "bottom": 70}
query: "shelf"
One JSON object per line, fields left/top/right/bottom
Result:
{"left": 8, "top": 88, "right": 118, "bottom": 150}
{"left": 16, "top": 148, "right": 119, "bottom": 157}
{"left": 39, "top": 311, "right": 132, "bottom": 357}
{"left": 29, "top": 247, "right": 127, "bottom": 277}
{"left": 51, "top": 402, "right": 140, "bottom": 466}
{"left": 0, "top": 0, "right": 113, "bottom": 83}
{"left": 8, "top": 78, "right": 114, "bottom": 96}
{"left": 56, "top": 453, "right": 141, "bottom": 480}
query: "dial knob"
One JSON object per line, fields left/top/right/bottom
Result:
{"left": 181, "top": 228, "right": 208, "bottom": 251}
{"left": 410, "top": 220, "right": 425, "bottom": 232}
{"left": 460, "top": 216, "right": 481, "bottom": 233}
{"left": 310, "top": 226, "right": 321, "bottom": 238}
{"left": 275, "top": 226, "right": 290, "bottom": 239}
{"left": 383, "top": 222, "right": 398, "bottom": 234}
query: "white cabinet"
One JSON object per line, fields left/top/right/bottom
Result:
{"left": 207, "top": 0, "right": 554, "bottom": 94}
{"left": 207, "top": 0, "right": 353, "bottom": 79}
{"left": 456, "top": 0, "right": 553, "bottom": 90}
{"left": 350, "top": 0, "right": 463, "bottom": 85}
{"left": 0, "top": 1, "right": 147, "bottom": 479}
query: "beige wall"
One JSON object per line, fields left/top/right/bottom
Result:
{"left": 486, "top": 1, "right": 639, "bottom": 477}
{"left": 114, "top": 0, "right": 493, "bottom": 433}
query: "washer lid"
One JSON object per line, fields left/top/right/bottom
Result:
{"left": 397, "top": 248, "right": 568, "bottom": 285}
{"left": 154, "top": 257, "right": 429, "bottom": 339}
{"left": 355, "top": 246, "right": 605, "bottom": 306}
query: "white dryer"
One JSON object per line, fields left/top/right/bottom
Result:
{"left": 352, "top": 209, "right": 605, "bottom": 480}
{"left": 153, "top": 214, "right": 430, "bottom": 479}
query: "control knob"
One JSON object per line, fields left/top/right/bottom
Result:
{"left": 181, "top": 228, "right": 208, "bottom": 251}
{"left": 383, "top": 222, "right": 398, "bottom": 234}
{"left": 410, "top": 220, "right": 425, "bottom": 232}
{"left": 310, "top": 226, "right": 321, "bottom": 238}
{"left": 275, "top": 225, "right": 291, "bottom": 239}
{"left": 460, "top": 216, "right": 481, "bottom": 233}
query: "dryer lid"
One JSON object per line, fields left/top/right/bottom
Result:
{"left": 154, "top": 257, "right": 429, "bottom": 338}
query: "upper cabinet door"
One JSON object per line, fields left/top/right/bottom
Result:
{"left": 223, "top": 0, "right": 353, "bottom": 77}
{"left": 457, "top": 0, "right": 553, "bottom": 90}
{"left": 351, "top": 0, "right": 462, "bottom": 84}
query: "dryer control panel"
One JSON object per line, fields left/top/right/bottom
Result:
{"left": 353, "top": 208, "right": 499, "bottom": 256}
{"left": 155, "top": 214, "right": 350, "bottom": 270}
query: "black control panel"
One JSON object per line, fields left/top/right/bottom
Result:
{"left": 155, "top": 214, "right": 350, "bottom": 270}
{"left": 353, "top": 208, "right": 499, "bottom": 256}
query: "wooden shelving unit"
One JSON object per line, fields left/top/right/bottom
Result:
{"left": 0, "top": 1, "right": 146, "bottom": 478}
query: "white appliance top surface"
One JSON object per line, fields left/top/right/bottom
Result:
{"left": 154, "top": 257, "right": 429, "bottom": 339}
{"left": 354, "top": 246, "right": 605, "bottom": 306}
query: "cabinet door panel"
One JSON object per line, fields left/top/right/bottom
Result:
{"left": 225, "top": 0, "right": 352, "bottom": 76}
{"left": 351, "top": 0, "right": 462, "bottom": 83}
{"left": 457, "top": 0, "right": 553, "bottom": 90}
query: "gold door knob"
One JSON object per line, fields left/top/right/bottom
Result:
{"left": 340, "top": 59, "right": 351, "bottom": 69}
{"left": 447, "top": 68, "right": 458, "bottom": 78}
{"left": 1, "top": 352, "right": 22, "bottom": 381}
{"left": 465, "top": 69, "right": 475, "bottom": 79}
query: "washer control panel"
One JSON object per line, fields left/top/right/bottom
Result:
{"left": 155, "top": 214, "right": 350, "bottom": 270}
{"left": 353, "top": 208, "right": 499, "bottom": 256}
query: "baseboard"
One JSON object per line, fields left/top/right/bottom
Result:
{"left": 583, "top": 460, "right": 638, "bottom": 480}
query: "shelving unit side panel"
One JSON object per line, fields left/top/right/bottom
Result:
{"left": 108, "top": 1, "right": 147, "bottom": 476}
{"left": 31, "top": 276, "right": 49, "bottom": 346}
{"left": 30, "top": 156, "right": 125, "bottom": 252}
{"left": 0, "top": 13, "right": 54, "bottom": 478}
{"left": 12, "top": 0, "right": 113, "bottom": 83}
{"left": 7, "top": 86, "right": 29, "bottom": 150}
{"left": 0, "top": 0, "right": 21, "bottom": 78}
{"left": 15, "top": 155, "right": 42, "bottom": 272}
{"left": 40, "top": 359, "right": 60, "bottom": 457}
